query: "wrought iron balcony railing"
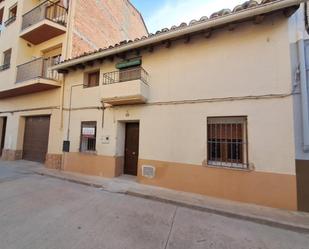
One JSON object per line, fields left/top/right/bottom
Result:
{"left": 0, "top": 63, "right": 10, "bottom": 71}
{"left": 21, "top": 0, "right": 67, "bottom": 31}
{"left": 16, "top": 57, "right": 60, "bottom": 83}
{"left": 102, "top": 67, "right": 149, "bottom": 85}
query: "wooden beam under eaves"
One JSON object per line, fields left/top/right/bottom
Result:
{"left": 86, "top": 61, "right": 94, "bottom": 67}
{"left": 165, "top": 40, "right": 171, "bottom": 48}
{"left": 184, "top": 36, "right": 191, "bottom": 44}
{"left": 76, "top": 64, "right": 85, "bottom": 70}
{"left": 135, "top": 49, "right": 141, "bottom": 56}
{"left": 283, "top": 6, "right": 299, "bottom": 18}
{"left": 97, "top": 58, "right": 105, "bottom": 64}
{"left": 58, "top": 69, "right": 69, "bottom": 74}
{"left": 254, "top": 15, "right": 265, "bottom": 24}
{"left": 67, "top": 66, "right": 77, "bottom": 71}
{"left": 116, "top": 53, "right": 126, "bottom": 60}
{"left": 204, "top": 30, "right": 212, "bottom": 39}
{"left": 228, "top": 23, "right": 236, "bottom": 31}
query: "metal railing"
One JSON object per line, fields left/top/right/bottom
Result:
{"left": 4, "top": 15, "right": 16, "bottom": 26}
{"left": 207, "top": 117, "right": 248, "bottom": 169}
{"left": 0, "top": 63, "right": 10, "bottom": 71}
{"left": 22, "top": 0, "right": 67, "bottom": 31}
{"left": 16, "top": 57, "right": 60, "bottom": 83}
{"left": 102, "top": 67, "right": 149, "bottom": 85}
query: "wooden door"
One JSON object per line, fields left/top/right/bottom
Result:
{"left": 0, "top": 117, "right": 7, "bottom": 156}
{"left": 297, "top": 160, "right": 309, "bottom": 212}
{"left": 23, "top": 116, "right": 50, "bottom": 163}
{"left": 124, "top": 123, "right": 139, "bottom": 176}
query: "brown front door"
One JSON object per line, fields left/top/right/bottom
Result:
{"left": 124, "top": 123, "right": 139, "bottom": 176}
{"left": 0, "top": 117, "right": 7, "bottom": 156}
{"left": 23, "top": 116, "right": 51, "bottom": 163}
{"left": 296, "top": 160, "right": 309, "bottom": 212}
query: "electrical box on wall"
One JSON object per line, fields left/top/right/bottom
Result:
{"left": 63, "top": 141, "right": 70, "bottom": 152}
{"left": 101, "top": 135, "right": 110, "bottom": 144}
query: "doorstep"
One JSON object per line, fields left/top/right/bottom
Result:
{"left": 16, "top": 161, "right": 309, "bottom": 234}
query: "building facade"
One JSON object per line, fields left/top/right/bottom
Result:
{"left": 1, "top": 0, "right": 309, "bottom": 212}
{"left": 0, "top": 0, "right": 147, "bottom": 162}
{"left": 289, "top": 2, "right": 309, "bottom": 212}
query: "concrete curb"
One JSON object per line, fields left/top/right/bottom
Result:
{"left": 34, "top": 170, "right": 309, "bottom": 234}
{"left": 126, "top": 192, "right": 309, "bottom": 234}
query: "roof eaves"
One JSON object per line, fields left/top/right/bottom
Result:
{"left": 53, "top": 0, "right": 304, "bottom": 71}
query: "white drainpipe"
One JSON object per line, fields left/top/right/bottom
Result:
{"left": 298, "top": 39, "right": 309, "bottom": 152}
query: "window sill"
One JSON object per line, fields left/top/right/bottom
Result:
{"left": 83, "top": 85, "right": 100, "bottom": 89}
{"left": 202, "top": 160, "right": 254, "bottom": 172}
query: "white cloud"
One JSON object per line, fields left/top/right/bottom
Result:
{"left": 146, "top": 0, "right": 246, "bottom": 33}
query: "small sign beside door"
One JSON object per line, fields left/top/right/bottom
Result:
{"left": 82, "top": 127, "right": 95, "bottom": 136}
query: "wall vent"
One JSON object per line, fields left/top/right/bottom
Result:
{"left": 142, "top": 165, "right": 155, "bottom": 178}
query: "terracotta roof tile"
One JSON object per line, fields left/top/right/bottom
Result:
{"left": 58, "top": 0, "right": 287, "bottom": 65}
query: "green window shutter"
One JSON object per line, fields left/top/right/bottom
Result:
{"left": 116, "top": 59, "right": 141, "bottom": 69}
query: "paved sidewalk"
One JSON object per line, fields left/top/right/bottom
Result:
{"left": 6, "top": 160, "right": 309, "bottom": 234}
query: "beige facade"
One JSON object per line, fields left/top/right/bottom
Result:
{"left": 0, "top": 0, "right": 147, "bottom": 161}
{"left": 1, "top": 0, "right": 307, "bottom": 211}
{"left": 52, "top": 0, "right": 304, "bottom": 211}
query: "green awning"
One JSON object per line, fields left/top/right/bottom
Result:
{"left": 116, "top": 59, "right": 141, "bottom": 69}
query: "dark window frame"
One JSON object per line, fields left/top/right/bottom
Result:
{"left": 0, "top": 48, "right": 11, "bottom": 71}
{"left": 80, "top": 121, "right": 97, "bottom": 153}
{"left": 4, "top": 3, "right": 17, "bottom": 27}
{"left": 207, "top": 116, "right": 248, "bottom": 169}
{"left": 84, "top": 70, "right": 100, "bottom": 88}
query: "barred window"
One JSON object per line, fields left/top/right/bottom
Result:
{"left": 207, "top": 117, "right": 248, "bottom": 169}
{"left": 80, "top": 122, "right": 96, "bottom": 152}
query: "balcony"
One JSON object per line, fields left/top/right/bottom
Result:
{"left": 20, "top": 0, "right": 67, "bottom": 45}
{"left": 102, "top": 67, "right": 149, "bottom": 106}
{"left": 0, "top": 57, "right": 61, "bottom": 99}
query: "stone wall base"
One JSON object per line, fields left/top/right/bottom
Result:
{"left": 45, "top": 154, "right": 63, "bottom": 170}
{"left": 2, "top": 150, "right": 23, "bottom": 161}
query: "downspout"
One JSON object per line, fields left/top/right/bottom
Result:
{"left": 298, "top": 39, "right": 309, "bottom": 152}
{"left": 67, "top": 84, "right": 83, "bottom": 141}
{"left": 60, "top": 75, "right": 65, "bottom": 129}
{"left": 305, "top": 2, "right": 309, "bottom": 34}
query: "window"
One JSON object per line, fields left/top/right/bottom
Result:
{"left": 80, "top": 122, "right": 96, "bottom": 152}
{"left": 4, "top": 4, "right": 17, "bottom": 26}
{"left": 84, "top": 71, "right": 100, "bottom": 88}
{"left": 0, "top": 48, "right": 11, "bottom": 70}
{"left": 207, "top": 117, "right": 248, "bottom": 169}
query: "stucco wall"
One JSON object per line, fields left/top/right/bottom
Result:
{"left": 62, "top": 15, "right": 296, "bottom": 175}
{"left": 0, "top": 0, "right": 67, "bottom": 91}
{"left": 0, "top": 89, "right": 61, "bottom": 153}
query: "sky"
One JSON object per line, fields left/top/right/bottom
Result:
{"left": 131, "top": 0, "right": 247, "bottom": 33}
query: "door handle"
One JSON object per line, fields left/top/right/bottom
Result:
{"left": 132, "top": 152, "right": 136, "bottom": 155}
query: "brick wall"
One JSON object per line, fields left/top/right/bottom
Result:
{"left": 71, "top": 0, "right": 148, "bottom": 57}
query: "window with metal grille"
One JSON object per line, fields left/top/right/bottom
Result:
{"left": 207, "top": 117, "right": 248, "bottom": 169}
{"left": 84, "top": 71, "right": 100, "bottom": 88}
{"left": 80, "top": 122, "right": 96, "bottom": 152}
{"left": 0, "top": 48, "right": 11, "bottom": 71}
